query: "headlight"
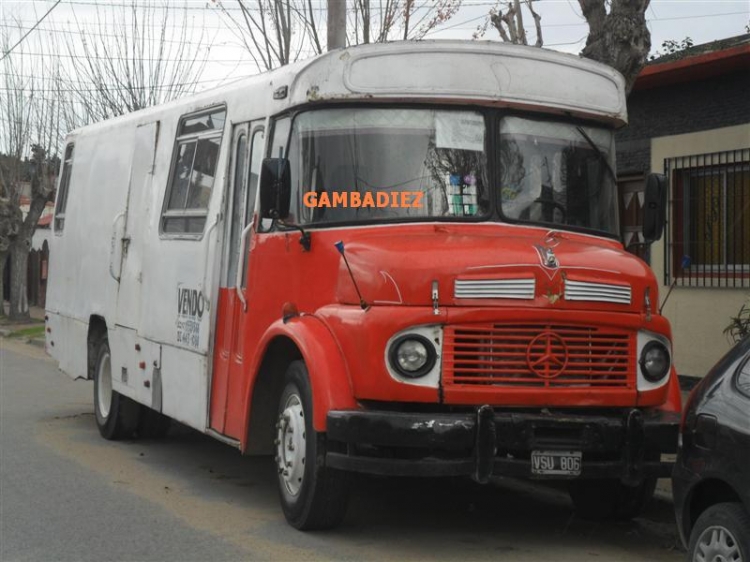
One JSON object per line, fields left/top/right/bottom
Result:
{"left": 639, "top": 341, "right": 670, "bottom": 382}
{"left": 389, "top": 335, "right": 437, "bottom": 378}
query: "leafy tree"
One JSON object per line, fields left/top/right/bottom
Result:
{"left": 725, "top": 298, "right": 750, "bottom": 343}
{"left": 650, "top": 37, "right": 694, "bottom": 61}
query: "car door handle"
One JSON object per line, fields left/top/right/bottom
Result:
{"left": 108, "top": 212, "right": 125, "bottom": 282}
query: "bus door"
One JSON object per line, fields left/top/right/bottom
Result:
{"left": 210, "top": 121, "right": 265, "bottom": 436}
{"left": 115, "top": 121, "right": 160, "bottom": 330}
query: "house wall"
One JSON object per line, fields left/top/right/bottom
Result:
{"left": 651, "top": 124, "right": 750, "bottom": 377}
{"left": 32, "top": 227, "right": 50, "bottom": 251}
{"left": 616, "top": 70, "right": 750, "bottom": 175}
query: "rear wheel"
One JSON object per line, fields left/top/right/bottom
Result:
{"left": 275, "top": 360, "right": 350, "bottom": 530}
{"left": 569, "top": 477, "right": 657, "bottom": 521}
{"left": 93, "top": 335, "right": 140, "bottom": 440}
{"left": 688, "top": 503, "right": 750, "bottom": 562}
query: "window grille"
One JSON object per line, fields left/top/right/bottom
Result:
{"left": 664, "top": 148, "right": 750, "bottom": 288}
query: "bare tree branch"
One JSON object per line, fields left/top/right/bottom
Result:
{"left": 62, "top": 0, "right": 210, "bottom": 121}
{"left": 527, "top": 0, "right": 543, "bottom": 47}
{"left": 219, "top": 0, "right": 463, "bottom": 70}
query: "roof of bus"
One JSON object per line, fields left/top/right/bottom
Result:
{"left": 66, "top": 40, "right": 627, "bottom": 138}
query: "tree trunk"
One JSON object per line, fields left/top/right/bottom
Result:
{"left": 7, "top": 146, "right": 54, "bottom": 322}
{"left": 578, "top": 0, "right": 651, "bottom": 95}
{"left": 9, "top": 237, "right": 30, "bottom": 321}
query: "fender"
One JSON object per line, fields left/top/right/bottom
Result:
{"left": 243, "top": 313, "right": 356, "bottom": 443}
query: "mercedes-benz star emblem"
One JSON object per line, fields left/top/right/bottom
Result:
{"left": 526, "top": 331, "right": 569, "bottom": 379}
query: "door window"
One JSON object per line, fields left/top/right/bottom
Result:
{"left": 242, "top": 127, "right": 265, "bottom": 287}
{"left": 226, "top": 133, "right": 248, "bottom": 286}
{"left": 259, "top": 117, "right": 289, "bottom": 232}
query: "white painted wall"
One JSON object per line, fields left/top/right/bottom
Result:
{"left": 651, "top": 123, "right": 750, "bottom": 377}
{"left": 32, "top": 227, "right": 50, "bottom": 251}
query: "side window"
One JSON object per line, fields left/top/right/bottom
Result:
{"left": 737, "top": 355, "right": 750, "bottom": 398}
{"left": 259, "top": 117, "right": 289, "bottom": 232}
{"left": 225, "top": 133, "right": 248, "bottom": 286}
{"left": 54, "top": 143, "right": 74, "bottom": 232}
{"left": 247, "top": 128, "right": 265, "bottom": 218}
{"left": 242, "top": 127, "right": 265, "bottom": 287}
{"left": 162, "top": 107, "right": 226, "bottom": 235}
{"left": 269, "top": 117, "right": 290, "bottom": 159}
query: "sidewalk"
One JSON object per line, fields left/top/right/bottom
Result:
{"left": 0, "top": 302, "right": 46, "bottom": 347}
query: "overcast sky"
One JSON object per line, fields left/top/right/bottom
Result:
{"left": 2, "top": 0, "right": 749, "bottom": 91}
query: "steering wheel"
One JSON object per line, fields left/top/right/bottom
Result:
{"left": 533, "top": 196, "right": 567, "bottom": 222}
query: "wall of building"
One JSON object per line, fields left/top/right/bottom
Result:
{"left": 651, "top": 124, "right": 750, "bottom": 377}
{"left": 616, "top": 70, "right": 750, "bottom": 175}
{"left": 32, "top": 227, "right": 50, "bottom": 251}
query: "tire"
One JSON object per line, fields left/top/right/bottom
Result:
{"left": 569, "top": 477, "right": 657, "bottom": 521}
{"left": 137, "top": 407, "right": 171, "bottom": 439}
{"left": 688, "top": 503, "right": 750, "bottom": 562}
{"left": 274, "top": 360, "right": 350, "bottom": 530}
{"left": 93, "top": 334, "right": 140, "bottom": 440}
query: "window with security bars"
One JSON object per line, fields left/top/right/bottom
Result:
{"left": 665, "top": 148, "right": 750, "bottom": 288}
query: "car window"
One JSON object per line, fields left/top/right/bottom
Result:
{"left": 736, "top": 355, "right": 750, "bottom": 398}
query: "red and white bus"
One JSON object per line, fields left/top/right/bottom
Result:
{"left": 46, "top": 40, "right": 680, "bottom": 530}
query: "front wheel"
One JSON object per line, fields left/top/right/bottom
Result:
{"left": 93, "top": 335, "right": 140, "bottom": 440}
{"left": 688, "top": 503, "right": 750, "bottom": 562}
{"left": 568, "top": 477, "right": 656, "bottom": 521}
{"left": 275, "top": 360, "right": 350, "bottom": 530}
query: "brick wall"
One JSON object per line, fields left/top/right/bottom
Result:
{"left": 615, "top": 70, "right": 750, "bottom": 175}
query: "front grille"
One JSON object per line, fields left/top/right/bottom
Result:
{"left": 564, "top": 279, "right": 632, "bottom": 305}
{"left": 443, "top": 324, "right": 634, "bottom": 388}
{"left": 454, "top": 278, "right": 536, "bottom": 300}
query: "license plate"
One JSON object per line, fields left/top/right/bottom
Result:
{"left": 531, "top": 450, "right": 582, "bottom": 476}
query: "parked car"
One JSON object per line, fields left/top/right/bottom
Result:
{"left": 673, "top": 336, "right": 750, "bottom": 561}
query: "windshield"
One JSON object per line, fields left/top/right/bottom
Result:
{"left": 283, "top": 108, "right": 619, "bottom": 236}
{"left": 286, "top": 108, "right": 490, "bottom": 224}
{"left": 499, "top": 117, "right": 619, "bottom": 235}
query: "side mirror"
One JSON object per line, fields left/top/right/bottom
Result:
{"left": 259, "top": 158, "right": 291, "bottom": 220}
{"left": 642, "top": 173, "right": 667, "bottom": 243}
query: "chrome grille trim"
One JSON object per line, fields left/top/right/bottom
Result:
{"left": 443, "top": 323, "right": 634, "bottom": 389}
{"left": 564, "top": 279, "right": 631, "bottom": 305}
{"left": 454, "top": 278, "right": 536, "bottom": 300}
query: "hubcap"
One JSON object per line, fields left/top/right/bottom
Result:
{"left": 275, "top": 393, "right": 306, "bottom": 497}
{"left": 694, "top": 526, "right": 742, "bottom": 562}
{"left": 97, "top": 350, "right": 113, "bottom": 419}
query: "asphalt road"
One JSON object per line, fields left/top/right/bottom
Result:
{"left": 1, "top": 338, "right": 685, "bottom": 562}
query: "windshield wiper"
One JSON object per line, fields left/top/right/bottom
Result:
{"left": 575, "top": 126, "right": 618, "bottom": 185}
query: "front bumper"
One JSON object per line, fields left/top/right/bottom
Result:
{"left": 326, "top": 406, "right": 679, "bottom": 484}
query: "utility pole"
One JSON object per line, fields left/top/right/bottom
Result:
{"left": 327, "top": 0, "right": 346, "bottom": 50}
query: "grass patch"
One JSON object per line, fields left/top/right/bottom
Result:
{"left": 9, "top": 325, "right": 46, "bottom": 339}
